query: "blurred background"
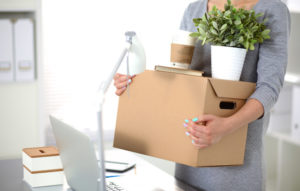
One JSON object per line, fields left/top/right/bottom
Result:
{"left": 0, "top": 0, "right": 299, "bottom": 190}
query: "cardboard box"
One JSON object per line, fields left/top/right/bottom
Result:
{"left": 114, "top": 70, "right": 255, "bottom": 167}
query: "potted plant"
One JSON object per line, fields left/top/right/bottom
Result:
{"left": 190, "top": 0, "right": 270, "bottom": 81}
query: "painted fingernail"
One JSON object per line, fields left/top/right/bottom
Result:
{"left": 128, "top": 79, "right": 132, "bottom": 83}
{"left": 184, "top": 119, "right": 189, "bottom": 123}
{"left": 192, "top": 140, "right": 195, "bottom": 144}
{"left": 183, "top": 123, "right": 188, "bottom": 127}
{"left": 185, "top": 132, "right": 190, "bottom": 136}
{"left": 192, "top": 117, "right": 198, "bottom": 122}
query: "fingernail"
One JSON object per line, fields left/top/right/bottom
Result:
{"left": 192, "top": 140, "right": 195, "bottom": 144}
{"left": 183, "top": 123, "right": 188, "bottom": 127}
{"left": 192, "top": 117, "right": 198, "bottom": 122}
{"left": 185, "top": 132, "right": 190, "bottom": 136}
{"left": 184, "top": 119, "right": 189, "bottom": 123}
{"left": 128, "top": 79, "right": 132, "bottom": 83}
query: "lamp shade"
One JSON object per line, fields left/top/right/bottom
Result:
{"left": 127, "top": 34, "right": 146, "bottom": 75}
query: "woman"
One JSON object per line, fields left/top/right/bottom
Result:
{"left": 113, "top": 0, "right": 290, "bottom": 190}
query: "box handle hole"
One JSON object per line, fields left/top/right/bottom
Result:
{"left": 219, "top": 101, "right": 236, "bottom": 110}
{"left": 39, "top": 150, "right": 45, "bottom": 153}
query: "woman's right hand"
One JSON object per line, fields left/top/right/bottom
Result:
{"left": 113, "top": 73, "right": 136, "bottom": 96}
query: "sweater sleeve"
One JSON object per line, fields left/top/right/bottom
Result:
{"left": 179, "top": 4, "right": 192, "bottom": 31}
{"left": 249, "top": 2, "right": 291, "bottom": 115}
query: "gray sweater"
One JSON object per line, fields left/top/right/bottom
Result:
{"left": 175, "top": 0, "right": 291, "bottom": 190}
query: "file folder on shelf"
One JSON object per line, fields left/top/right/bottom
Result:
{"left": 0, "top": 19, "right": 14, "bottom": 82}
{"left": 14, "top": 19, "right": 35, "bottom": 82}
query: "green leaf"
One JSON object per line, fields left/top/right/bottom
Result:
{"left": 243, "top": 41, "right": 249, "bottom": 50}
{"left": 199, "top": 23, "right": 207, "bottom": 30}
{"left": 212, "top": 21, "right": 218, "bottom": 30}
{"left": 210, "top": 27, "right": 218, "bottom": 35}
{"left": 224, "top": 10, "right": 231, "bottom": 17}
{"left": 250, "top": 43, "right": 255, "bottom": 50}
{"left": 193, "top": 18, "right": 201, "bottom": 24}
{"left": 212, "top": 5, "right": 217, "bottom": 12}
{"left": 189, "top": 32, "right": 200, "bottom": 37}
{"left": 234, "top": 19, "right": 241, "bottom": 25}
{"left": 231, "top": 28, "right": 235, "bottom": 34}
{"left": 202, "top": 36, "right": 207, "bottom": 45}
{"left": 198, "top": 36, "right": 204, "bottom": 40}
{"left": 222, "top": 39, "right": 229, "bottom": 43}
{"left": 199, "top": 27, "right": 206, "bottom": 35}
{"left": 251, "top": 39, "right": 257, "bottom": 44}
{"left": 262, "top": 29, "right": 271, "bottom": 37}
{"left": 220, "top": 24, "right": 227, "bottom": 31}
{"left": 230, "top": 41, "right": 236, "bottom": 47}
{"left": 202, "top": 14, "right": 208, "bottom": 22}
{"left": 239, "top": 36, "right": 244, "bottom": 43}
{"left": 252, "top": 26, "right": 258, "bottom": 32}
{"left": 255, "top": 13, "right": 264, "bottom": 18}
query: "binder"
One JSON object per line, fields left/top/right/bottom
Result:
{"left": 0, "top": 19, "right": 14, "bottom": 82}
{"left": 14, "top": 19, "right": 35, "bottom": 81}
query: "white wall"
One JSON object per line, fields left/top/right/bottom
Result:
{"left": 41, "top": 0, "right": 195, "bottom": 140}
{"left": 0, "top": 83, "right": 39, "bottom": 159}
{"left": 0, "top": 0, "right": 40, "bottom": 159}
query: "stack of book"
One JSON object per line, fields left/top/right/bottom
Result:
{"left": 154, "top": 65, "right": 203, "bottom": 77}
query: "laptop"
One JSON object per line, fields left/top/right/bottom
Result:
{"left": 50, "top": 115, "right": 127, "bottom": 191}
{"left": 50, "top": 115, "right": 196, "bottom": 191}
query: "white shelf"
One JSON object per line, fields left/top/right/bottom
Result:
{"left": 265, "top": 128, "right": 300, "bottom": 191}
{"left": 285, "top": 73, "right": 300, "bottom": 85}
{"left": 0, "top": 0, "right": 37, "bottom": 12}
{"left": 267, "top": 130, "right": 300, "bottom": 146}
{"left": 0, "top": 8, "right": 35, "bottom": 12}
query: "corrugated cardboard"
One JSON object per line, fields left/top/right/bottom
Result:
{"left": 114, "top": 70, "right": 256, "bottom": 167}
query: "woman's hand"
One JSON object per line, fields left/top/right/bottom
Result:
{"left": 183, "top": 99, "right": 264, "bottom": 149}
{"left": 113, "top": 73, "right": 136, "bottom": 96}
{"left": 183, "top": 115, "right": 233, "bottom": 149}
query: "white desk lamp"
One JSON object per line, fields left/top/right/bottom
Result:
{"left": 96, "top": 31, "right": 146, "bottom": 191}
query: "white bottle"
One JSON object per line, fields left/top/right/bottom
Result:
{"left": 126, "top": 32, "right": 146, "bottom": 75}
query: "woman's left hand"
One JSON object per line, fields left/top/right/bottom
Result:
{"left": 184, "top": 115, "right": 232, "bottom": 149}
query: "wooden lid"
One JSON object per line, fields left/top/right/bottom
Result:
{"left": 22, "top": 146, "right": 59, "bottom": 158}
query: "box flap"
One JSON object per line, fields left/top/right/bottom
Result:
{"left": 208, "top": 78, "right": 256, "bottom": 100}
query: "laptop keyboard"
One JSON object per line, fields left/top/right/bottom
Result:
{"left": 106, "top": 182, "right": 126, "bottom": 191}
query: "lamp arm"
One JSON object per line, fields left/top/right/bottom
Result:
{"left": 96, "top": 31, "right": 140, "bottom": 191}
{"left": 98, "top": 42, "right": 131, "bottom": 101}
{"left": 96, "top": 42, "right": 131, "bottom": 191}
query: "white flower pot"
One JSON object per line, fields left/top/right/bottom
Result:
{"left": 211, "top": 45, "right": 247, "bottom": 81}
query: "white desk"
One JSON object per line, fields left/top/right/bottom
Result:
{"left": 0, "top": 148, "right": 199, "bottom": 191}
